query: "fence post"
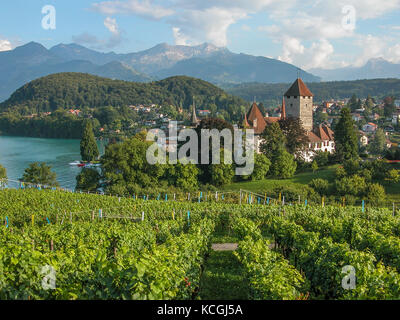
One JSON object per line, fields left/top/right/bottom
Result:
{"left": 239, "top": 189, "right": 242, "bottom": 205}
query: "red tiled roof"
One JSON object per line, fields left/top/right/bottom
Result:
{"left": 247, "top": 102, "right": 267, "bottom": 134}
{"left": 308, "top": 124, "right": 335, "bottom": 143}
{"left": 284, "top": 78, "right": 314, "bottom": 97}
{"left": 265, "top": 117, "right": 280, "bottom": 124}
{"left": 307, "top": 131, "right": 322, "bottom": 143}
{"left": 317, "top": 125, "right": 330, "bottom": 141}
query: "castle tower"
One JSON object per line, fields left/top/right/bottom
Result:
{"left": 284, "top": 78, "right": 314, "bottom": 131}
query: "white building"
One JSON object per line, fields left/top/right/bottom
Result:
{"left": 302, "top": 125, "right": 335, "bottom": 162}
{"left": 360, "top": 135, "right": 369, "bottom": 146}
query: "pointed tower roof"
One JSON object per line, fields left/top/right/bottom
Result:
{"left": 242, "top": 112, "right": 250, "bottom": 128}
{"left": 284, "top": 78, "right": 314, "bottom": 97}
{"left": 281, "top": 97, "right": 286, "bottom": 120}
{"left": 247, "top": 102, "right": 267, "bottom": 134}
{"left": 191, "top": 97, "right": 198, "bottom": 126}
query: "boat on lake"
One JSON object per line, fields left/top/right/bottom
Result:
{"left": 69, "top": 160, "right": 83, "bottom": 166}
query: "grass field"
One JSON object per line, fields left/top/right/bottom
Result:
{"left": 225, "top": 164, "right": 400, "bottom": 203}
{"left": 224, "top": 165, "right": 338, "bottom": 193}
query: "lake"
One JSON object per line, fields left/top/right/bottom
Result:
{"left": 0, "top": 136, "right": 107, "bottom": 190}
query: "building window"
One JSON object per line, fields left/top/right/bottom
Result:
{"left": 294, "top": 96, "right": 297, "bottom": 99}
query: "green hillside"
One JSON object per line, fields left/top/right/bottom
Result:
{"left": 224, "top": 78, "right": 400, "bottom": 107}
{"left": 0, "top": 73, "right": 247, "bottom": 120}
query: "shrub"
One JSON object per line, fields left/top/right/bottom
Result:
{"left": 366, "top": 183, "right": 386, "bottom": 206}
{"left": 309, "top": 179, "right": 329, "bottom": 196}
{"left": 335, "top": 175, "right": 367, "bottom": 197}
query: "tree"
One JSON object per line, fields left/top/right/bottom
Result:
{"left": 195, "top": 118, "right": 234, "bottom": 185}
{"left": 386, "top": 169, "right": 400, "bottom": 184}
{"left": 20, "top": 162, "right": 59, "bottom": 187}
{"left": 270, "top": 147, "right": 297, "bottom": 179}
{"left": 365, "top": 95, "right": 375, "bottom": 109}
{"left": 334, "top": 108, "right": 359, "bottom": 162}
{"left": 165, "top": 161, "right": 199, "bottom": 190}
{"left": 76, "top": 168, "right": 101, "bottom": 192}
{"left": 347, "top": 94, "right": 358, "bottom": 112}
{"left": 278, "top": 118, "right": 309, "bottom": 157}
{"left": 247, "top": 154, "right": 271, "bottom": 181}
{"left": 384, "top": 96, "right": 396, "bottom": 118}
{"left": 209, "top": 149, "right": 235, "bottom": 186}
{"left": 260, "top": 122, "right": 287, "bottom": 160}
{"left": 0, "top": 164, "right": 6, "bottom": 180}
{"left": 309, "top": 178, "right": 329, "bottom": 195}
{"left": 80, "top": 121, "right": 99, "bottom": 162}
{"left": 369, "top": 128, "right": 387, "bottom": 155}
{"left": 101, "top": 137, "right": 166, "bottom": 193}
{"left": 366, "top": 183, "right": 386, "bottom": 205}
{"left": 312, "top": 160, "right": 319, "bottom": 173}
{"left": 0, "top": 164, "right": 7, "bottom": 187}
{"left": 335, "top": 175, "right": 366, "bottom": 196}
{"left": 313, "top": 151, "right": 329, "bottom": 167}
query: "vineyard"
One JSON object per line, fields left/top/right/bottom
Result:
{"left": 1, "top": 188, "right": 400, "bottom": 300}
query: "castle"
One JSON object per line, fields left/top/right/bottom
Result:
{"left": 244, "top": 78, "right": 335, "bottom": 161}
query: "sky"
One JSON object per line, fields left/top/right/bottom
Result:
{"left": 0, "top": 0, "right": 400, "bottom": 70}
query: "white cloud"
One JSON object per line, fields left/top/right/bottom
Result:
{"left": 73, "top": 17, "right": 122, "bottom": 49}
{"left": 172, "top": 27, "right": 189, "bottom": 45}
{"left": 92, "top": 0, "right": 293, "bottom": 47}
{"left": 170, "top": 7, "right": 247, "bottom": 47}
{"left": 241, "top": 24, "right": 251, "bottom": 31}
{"left": 104, "top": 17, "right": 119, "bottom": 35}
{"left": 278, "top": 37, "right": 336, "bottom": 69}
{"left": 0, "top": 39, "right": 12, "bottom": 52}
{"left": 353, "top": 34, "right": 400, "bottom": 66}
{"left": 90, "top": 0, "right": 400, "bottom": 67}
{"left": 92, "top": 0, "right": 174, "bottom": 20}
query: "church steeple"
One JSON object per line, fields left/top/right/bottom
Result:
{"left": 191, "top": 97, "right": 198, "bottom": 127}
{"left": 242, "top": 112, "right": 250, "bottom": 128}
{"left": 281, "top": 97, "right": 286, "bottom": 120}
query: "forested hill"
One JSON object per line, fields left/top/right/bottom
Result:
{"left": 224, "top": 78, "right": 400, "bottom": 106}
{"left": 1, "top": 73, "right": 247, "bottom": 118}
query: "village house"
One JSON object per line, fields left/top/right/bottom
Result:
{"left": 360, "top": 134, "right": 369, "bottom": 146}
{"left": 198, "top": 110, "right": 212, "bottom": 116}
{"left": 68, "top": 109, "right": 81, "bottom": 116}
{"left": 362, "top": 122, "right": 378, "bottom": 133}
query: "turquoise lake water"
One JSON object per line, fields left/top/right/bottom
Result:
{"left": 0, "top": 136, "right": 106, "bottom": 190}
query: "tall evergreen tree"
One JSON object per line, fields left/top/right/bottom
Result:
{"left": 369, "top": 128, "right": 387, "bottom": 155}
{"left": 278, "top": 118, "right": 309, "bottom": 157}
{"left": 80, "top": 121, "right": 99, "bottom": 162}
{"left": 334, "top": 108, "right": 359, "bottom": 162}
{"left": 260, "top": 122, "right": 287, "bottom": 160}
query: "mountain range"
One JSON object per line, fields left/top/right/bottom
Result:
{"left": 0, "top": 41, "right": 320, "bottom": 102}
{"left": 310, "top": 58, "right": 400, "bottom": 82}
